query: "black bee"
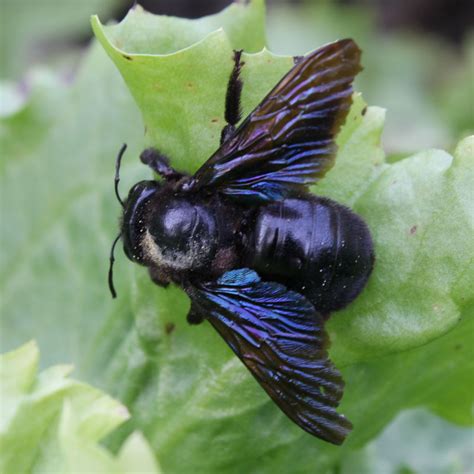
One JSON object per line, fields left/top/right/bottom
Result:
{"left": 109, "top": 39, "right": 374, "bottom": 445}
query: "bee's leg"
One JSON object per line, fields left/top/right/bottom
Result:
{"left": 140, "top": 148, "right": 185, "bottom": 181}
{"left": 221, "top": 49, "right": 244, "bottom": 145}
{"left": 187, "top": 306, "right": 204, "bottom": 325}
{"left": 183, "top": 283, "right": 206, "bottom": 325}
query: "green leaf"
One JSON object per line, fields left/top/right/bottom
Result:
{"left": 0, "top": 341, "right": 160, "bottom": 473}
{"left": 322, "top": 134, "right": 474, "bottom": 364}
{"left": 1, "top": 2, "right": 472, "bottom": 473}
{"left": 91, "top": 0, "right": 271, "bottom": 172}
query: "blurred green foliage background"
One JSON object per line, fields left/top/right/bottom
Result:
{"left": 1, "top": 1, "right": 472, "bottom": 473}
{"left": 1, "top": 0, "right": 473, "bottom": 153}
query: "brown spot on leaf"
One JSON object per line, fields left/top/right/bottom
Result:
{"left": 410, "top": 225, "right": 418, "bottom": 235}
{"left": 123, "top": 54, "right": 133, "bottom": 61}
{"left": 165, "top": 322, "right": 175, "bottom": 335}
{"left": 211, "top": 118, "right": 219, "bottom": 123}
{"left": 362, "top": 106, "right": 367, "bottom": 116}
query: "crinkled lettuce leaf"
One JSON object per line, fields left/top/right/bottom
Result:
{"left": 0, "top": 341, "right": 160, "bottom": 473}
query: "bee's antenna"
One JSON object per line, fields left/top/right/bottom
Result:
{"left": 115, "top": 143, "right": 127, "bottom": 208}
{"left": 108, "top": 233, "right": 121, "bottom": 298}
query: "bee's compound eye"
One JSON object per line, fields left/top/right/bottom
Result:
{"left": 121, "top": 180, "right": 160, "bottom": 264}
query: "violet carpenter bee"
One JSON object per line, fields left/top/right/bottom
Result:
{"left": 108, "top": 39, "right": 374, "bottom": 445}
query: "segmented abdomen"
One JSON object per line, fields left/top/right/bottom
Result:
{"left": 246, "top": 196, "right": 374, "bottom": 313}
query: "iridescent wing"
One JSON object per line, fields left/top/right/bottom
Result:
{"left": 186, "top": 268, "right": 352, "bottom": 444}
{"left": 187, "top": 39, "right": 361, "bottom": 202}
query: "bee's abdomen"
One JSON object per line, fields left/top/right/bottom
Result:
{"left": 246, "top": 196, "right": 374, "bottom": 313}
